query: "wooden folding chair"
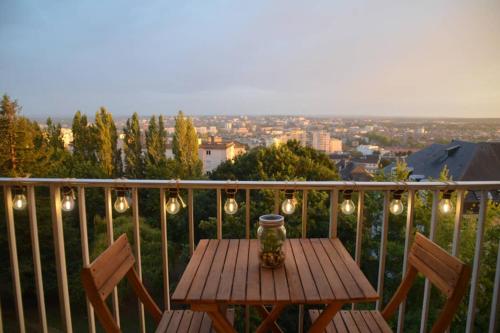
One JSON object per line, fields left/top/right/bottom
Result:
{"left": 81, "top": 234, "right": 234, "bottom": 332}
{"left": 309, "top": 232, "right": 471, "bottom": 333}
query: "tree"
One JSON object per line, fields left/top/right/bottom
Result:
{"left": 123, "top": 112, "right": 144, "bottom": 178}
{"left": 95, "top": 107, "right": 119, "bottom": 177}
{"left": 172, "top": 111, "right": 202, "bottom": 178}
{"left": 0, "top": 95, "right": 23, "bottom": 175}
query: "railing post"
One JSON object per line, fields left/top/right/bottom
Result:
{"left": 452, "top": 190, "right": 465, "bottom": 256}
{"left": 354, "top": 191, "right": 365, "bottom": 265}
{"left": 27, "top": 186, "right": 48, "bottom": 333}
{"left": 397, "top": 189, "right": 415, "bottom": 333}
{"left": 216, "top": 188, "right": 222, "bottom": 240}
{"left": 159, "top": 189, "right": 171, "bottom": 310}
{"left": 104, "top": 187, "right": 120, "bottom": 326}
{"left": 188, "top": 189, "right": 195, "bottom": 255}
{"left": 420, "top": 190, "right": 439, "bottom": 333}
{"left": 77, "top": 187, "right": 96, "bottom": 333}
{"left": 298, "top": 189, "right": 308, "bottom": 333}
{"left": 489, "top": 240, "right": 500, "bottom": 333}
{"left": 274, "top": 190, "right": 280, "bottom": 214}
{"left": 376, "top": 191, "right": 390, "bottom": 311}
{"left": 3, "top": 186, "right": 25, "bottom": 333}
{"left": 466, "top": 191, "right": 488, "bottom": 333}
{"left": 329, "top": 189, "right": 339, "bottom": 238}
{"left": 50, "top": 185, "right": 73, "bottom": 333}
{"left": 131, "top": 188, "right": 146, "bottom": 333}
{"left": 245, "top": 188, "right": 251, "bottom": 333}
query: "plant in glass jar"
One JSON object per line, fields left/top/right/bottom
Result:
{"left": 258, "top": 214, "right": 286, "bottom": 268}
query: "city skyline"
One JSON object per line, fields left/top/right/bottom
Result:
{"left": 1, "top": 0, "right": 500, "bottom": 118}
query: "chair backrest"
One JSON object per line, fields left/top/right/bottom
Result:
{"left": 381, "top": 232, "right": 471, "bottom": 333}
{"left": 81, "top": 234, "right": 162, "bottom": 333}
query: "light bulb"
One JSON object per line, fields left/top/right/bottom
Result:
{"left": 13, "top": 194, "right": 27, "bottom": 211}
{"left": 439, "top": 198, "right": 454, "bottom": 214}
{"left": 114, "top": 195, "right": 130, "bottom": 213}
{"left": 340, "top": 199, "right": 356, "bottom": 215}
{"left": 389, "top": 199, "right": 404, "bottom": 215}
{"left": 166, "top": 196, "right": 181, "bottom": 215}
{"left": 224, "top": 198, "right": 238, "bottom": 215}
{"left": 281, "top": 198, "right": 296, "bottom": 215}
{"left": 61, "top": 194, "right": 75, "bottom": 212}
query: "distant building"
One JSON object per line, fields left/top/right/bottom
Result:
{"left": 61, "top": 128, "right": 73, "bottom": 149}
{"left": 385, "top": 140, "right": 500, "bottom": 207}
{"left": 280, "top": 129, "right": 307, "bottom": 146}
{"left": 199, "top": 137, "right": 247, "bottom": 173}
{"left": 357, "top": 144, "right": 380, "bottom": 156}
{"left": 312, "top": 130, "right": 330, "bottom": 152}
{"left": 329, "top": 138, "right": 342, "bottom": 153}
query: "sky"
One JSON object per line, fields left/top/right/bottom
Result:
{"left": 1, "top": 0, "right": 500, "bottom": 118}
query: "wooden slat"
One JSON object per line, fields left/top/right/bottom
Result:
{"left": 199, "top": 313, "right": 213, "bottom": 333}
{"left": 310, "top": 239, "right": 348, "bottom": 300}
{"left": 283, "top": 240, "right": 305, "bottom": 303}
{"left": 172, "top": 240, "right": 210, "bottom": 301}
{"left": 329, "top": 189, "right": 339, "bottom": 238}
{"left": 290, "top": 238, "right": 319, "bottom": 301}
{"left": 260, "top": 265, "right": 276, "bottom": 302}
{"left": 350, "top": 310, "right": 371, "bottom": 333}
{"left": 217, "top": 240, "right": 239, "bottom": 300}
{"left": 176, "top": 310, "right": 194, "bottom": 332}
{"left": 188, "top": 312, "right": 204, "bottom": 333}
{"left": 187, "top": 240, "right": 220, "bottom": 301}
{"left": 92, "top": 241, "right": 133, "bottom": 288}
{"left": 319, "top": 239, "right": 364, "bottom": 300}
{"left": 376, "top": 191, "right": 390, "bottom": 311}
{"left": 359, "top": 311, "right": 382, "bottom": 333}
{"left": 333, "top": 312, "right": 348, "bottom": 333}
{"left": 155, "top": 311, "right": 173, "bottom": 333}
{"left": 369, "top": 311, "right": 392, "bottom": 333}
{"left": 159, "top": 188, "right": 171, "bottom": 310}
{"left": 273, "top": 257, "right": 290, "bottom": 301}
{"left": 412, "top": 245, "right": 459, "bottom": 290}
{"left": 231, "top": 239, "right": 249, "bottom": 301}
{"left": 309, "top": 309, "right": 336, "bottom": 333}
{"left": 331, "top": 239, "right": 378, "bottom": 300}
{"left": 188, "top": 189, "right": 195, "bottom": 255}
{"left": 301, "top": 239, "right": 334, "bottom": 301}
{"left": 97, "top": 254, "right": 135, "bottom": 299}
{"left": 339, "top": 311, "right": 360, "bottom": 333}
{"left": 166, "top": 310, "right": 184, "bottom": 332}
{"left": 246, "top": 240, "right": 261, "bottom": 302}
{"left": 414, "top": 234, "right": 462, "bottom": 273}
{"left": 202, "top": 240, "right": 230, "bottom": 300}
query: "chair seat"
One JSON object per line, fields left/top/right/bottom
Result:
{"left": 156, "top": 309, "right": 235, "bottom": 333}
{"left": 309, "top": 309, "right": 392, "bottom": 333}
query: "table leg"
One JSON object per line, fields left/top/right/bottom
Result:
{"left": 255, "top": 304, "right": 286, "bottom": 333}
{"left": 256, "top": 306, "right": 283, "bottom": 333}
{"left": 308, "top": 302, "right": 343, "bottom": 333}
{"left": 191, "top": 303, "right": 237, "bottom": 333}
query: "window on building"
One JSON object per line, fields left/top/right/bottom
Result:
{"left": 206, "top": 150, "right": 211, "bottom": 155}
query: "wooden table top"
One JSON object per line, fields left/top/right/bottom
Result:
{"left": 172, "top": 238, "right": 378, "bottom": 305}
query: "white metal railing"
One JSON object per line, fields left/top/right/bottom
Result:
{"left": 0, "top": 178, "right": 499, "bottom": 333}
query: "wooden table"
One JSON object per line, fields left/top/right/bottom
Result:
{"left": 172, "top": 238, "right": 378, "bottom": 332}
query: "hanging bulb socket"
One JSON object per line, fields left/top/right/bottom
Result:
{"left": 12, "top": 186, "right": 27, "bottom": 211}
{"left": 166, "top": 188, "right": 185, "bottom": 215}
{"left": 389, "top": 190, "right": 405, "bottom": 215}
{"left": 340, "top": 190, "right": 356, "bottom": 215}
{"left": 61, "top": 187, "right": 76, "bottom": 212}
{"left": 224, "top": 188, "right": 239, "bottom": 215}
{"left": 114, "top": 188, "right": 130, "bottom": 213}
{"left": 439, "top": 190, "right": 454, "bottom": 214}
{"left": 281, "top": 189, "right": 297, "bottom": 215}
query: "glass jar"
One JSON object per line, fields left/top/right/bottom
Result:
{"left": 257, "top": 214, "right": 286, "bottom": 268}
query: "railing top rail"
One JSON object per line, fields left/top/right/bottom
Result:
{"left": 0, "top": 178, "right": 499, "bottom": 191}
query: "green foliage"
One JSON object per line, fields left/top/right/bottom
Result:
{"left": 172, "top": 111, "right": 202, "bottom": 178}
{"left": 123, "top": 112, "right": 144, "bottom": 178}
{"left": 95, "top": 107, "right": 119, "bottom": 177}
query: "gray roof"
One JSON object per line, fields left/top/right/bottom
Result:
{"left": 385, "top": 140, "right": 500, "bottom": 181}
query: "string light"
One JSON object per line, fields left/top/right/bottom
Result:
{"left": 224, "top": 188, "right": 238, "bottom": 215}
{"left": 340, "top": 190, "right": 355, "bottom": 215}
{"left": 166, "top": 188, "right": 186, "bottom": 215}
{"left": 61, "top": 187, "right": 76, "bottom": 212}
{"left": 439, "top": 190, "right": 454, "bottom": 214}
{"left": 389, "top": 190, "right": 404, "bottom": 215}
{"left": 114, "top": 189, "right": 130, "bottom": 213}
{"left": 281, "top": 189, "right": 296, "bottom": 215}
{"left": 12, "top": 187, "right": 27, "bottom": 211}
